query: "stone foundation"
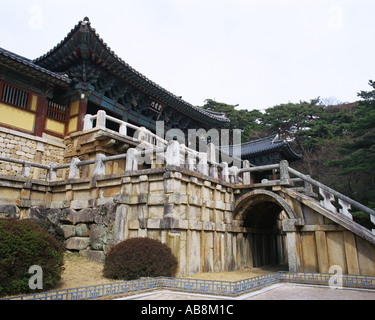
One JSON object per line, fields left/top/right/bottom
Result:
{"left": 0, "top": 127, "right": 65, "bottom": 179}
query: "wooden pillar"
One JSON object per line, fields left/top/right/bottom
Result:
{"left": 77, "top": 99, "right": 88, "bottom": 132}
{"left": 35, "top": 96, "right": 48, "bottom": 137}
{"left": 0, "top": 80, "right": 4, "bottom": 99}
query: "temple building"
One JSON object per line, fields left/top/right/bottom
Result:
{"left": 0, "top": 17, "right": 300, "bottom": 167}
{"left": 0, "top": 17, "right": 228, "bottom": 139}
{"left": 223, "top": 135, "right": 302, "bottom": 167}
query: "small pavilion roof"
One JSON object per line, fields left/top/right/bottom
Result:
{"left": 221, "top": 135, "right": 302, "bottom": 165}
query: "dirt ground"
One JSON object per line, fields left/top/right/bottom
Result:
{"left": 5, "top": 253, "right": 375, "bottom": 300}
{"left": 57, "top": 253, "right": 287, "bottom": 290}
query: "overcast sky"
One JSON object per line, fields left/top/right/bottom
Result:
{"left": 1, "top": 0, "right": 374, "bottom": 110}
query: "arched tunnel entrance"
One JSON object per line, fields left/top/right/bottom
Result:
{"left": 234, "top": 190, "right": 297, "bottom": 269}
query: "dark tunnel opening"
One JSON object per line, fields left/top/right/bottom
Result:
{"left": 243, "top": 201, "right": 288, "bottom": 268}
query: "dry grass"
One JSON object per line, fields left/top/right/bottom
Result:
{"left": 57, "top": 252, "right": 118, "bottom": 290}
{"left": 2, "top": 252, "right": 288, "bottom": 299}
{"left": 57, "top": 252, "right": 288, "bottom": 290}
{"left": 185, "top": 265, "right": 288, "bottom": 282}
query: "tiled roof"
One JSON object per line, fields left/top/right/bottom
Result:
{"left": 0, "top": 47, "right": 71, "bottom": 86}
{"left": 33, "top": 18, "right": 229, "bottom": 124}
{"left": 221, "top": 135, "right": 302, "bottom": 162}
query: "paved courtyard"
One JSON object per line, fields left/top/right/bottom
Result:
{"left": 117, "top": 283, "right": 375, "bottom": 300}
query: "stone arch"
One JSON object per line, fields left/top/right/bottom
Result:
{"left": 233, "top": 190, "right": 296, "bottom": 269}
{"left": 234, "top": 189, "right": 296, "bottom": 221}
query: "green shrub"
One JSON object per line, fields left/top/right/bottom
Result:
{"left": 0, "top": 219, "right": 64, "bottom": 297}
{"left": 24, "top": 218, "right": 65, "bottom": 249}
{"left": 103, "top": 237, "right": 178, "bottom": 280}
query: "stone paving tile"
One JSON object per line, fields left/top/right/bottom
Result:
{"left": 117, "top": 284, "right": 375, "bottom": 300}
{"left": 245, "top": 284, "right": 375, "bottom": 300}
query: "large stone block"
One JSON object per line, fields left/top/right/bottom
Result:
{"left": 148, "top": 194, "right": 165, "bottom": 205}
{"left": 74, "top": 208, "right": 96, "bottom": 224}
{"left": 75, "top": 223, "right": 90, "bottom": 237}
{"left": 65, "top": 237, "right": 90, "bottom": 251}
{"left": 148, "top": 206, "right": 164, "bottom": 219}
{"left": 113, "top": 194, "right": 130, "bottom": 204}
{"left": 62, "top": 225, "right": 76, "bottom": 239}
{"left": 70, "top": 200, "right": 90, "bottom": 210}
{"left": 90, "top": 224, "right": 107, "bottom": 250}
{"left": 0, "top": 205, "right": 20, "bottom": 219}
{"left": 80, "top": 249, "right": 105, "bottom": 264}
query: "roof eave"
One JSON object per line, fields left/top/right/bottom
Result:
{"left": 33, "top": 18, "right": 229, "bottom": 125}
{"left": 0, "top": 48, "right": 71, "bottom": 87}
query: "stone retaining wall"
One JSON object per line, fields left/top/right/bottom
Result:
{"left": 0, "top": 167, "right": 255, "bottom": 276}
{"left": 0, "top": 127, "right": 65, "bottom": 178}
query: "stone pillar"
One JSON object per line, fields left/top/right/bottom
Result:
{"left": 83, "top": 114, "right": 93, "bottom": 130}
{"left": 119, "top": 123, "right": 127, "bottom": 136}
{"left": 207, "top": 143, "right": 218, "bottom": 179}
{"left": 285, "top": 232, "right": 300, "bottom": 272}
{"left": 48, "top": 162, "right": 58, "bottom": 181}
{"left": 197, "top": 152, "right": 208, "bottom": 176}
{"left": 280, "top": 160, "right": 290, "bottom": 184}
{"left": 69, "top": 158, "right": 81, "bottom": 179}
{"left": 229, "top": 166, "right": 239, "bottom": 184}
{"left": 96, "top": 110, "right": 107, "bottom": 129}
{"left": 126, "top": 148, "right": 138, "bottom": 171}
{"left": 282, "top": 219, "right": 302, "bottom": 272}
{"left": 113, "top": 204, "right": 129, "bottom": 244}
{"left": 22, "top": 164, "right": 31, "bottom": 178}
{"left": 242, "top": 160, "right": 251, "bottom": 185}
{"left": 93, "top": 153, "right": 106, "bottom": 176}
{"left": 166, "top": 139, "right": 180, "bottom": 167}
{"left": 220, "top": 162, "right": 229, "bottom": 183}
{"left": 185, "top": 151, "right": 195, "bottom": 171}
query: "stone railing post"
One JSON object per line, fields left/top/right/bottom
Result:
{"left": 303, "top": 175, "right": 314, "bottom": 194}
{"left": 96, "top": 110, "right": 107, "bottom": 128}
{"left": 185, "top": 150, "right": 195, "bottom": 171}
{"left": 280, "top": 160, "right": 290, "bottom": 184}
{"left": 197, "top": 152, "right": 208, "bottom": 176}
{"left": 135, "top": 126, "right": 147, "bottom": 142}
{"left": 220, "top": 162, "right": 229, "bottom": 183}
{"left": 93, "top": 153, "right": 106, "bottom": 176}
{"left": 242, "top": 160, "right": 251, "bottom": 185}
{"left": 229, "top": 166, "right": 239, "bottom": 184}
{"left": 126, "top": 148, "right": 138, "bottom": 171}
{"left": 83, "top": 114, "right": 93, "bottom": 130}
{"left": 22, "top": 163, "right": 31, "bottom": 178}
{"left": 166, "top": 138, "right": 180, "bottom": 167}
{"left": 119, "top": 123, "right": 127, "bottom": 136}
{"left": 207, "top": 143, "right": 218, "bottom": 179}
{"left": 68, "top": 158, "right": 81, "bottom": 180}
{"left": 48, "top": 162, "right": 58, "bottom": 181}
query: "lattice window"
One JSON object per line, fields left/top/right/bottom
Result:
{"left": 1, "top": 84, "right": 29, "bottom": 109}
{"left": 47, "top": 100, "right": 67, "bottom": 122}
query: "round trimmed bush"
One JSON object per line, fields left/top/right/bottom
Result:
{"left": 103, "top": 237, "right": 178, "bottom": 280}
{"left": 0, "top": 219, "right": 64, "bottom": 297}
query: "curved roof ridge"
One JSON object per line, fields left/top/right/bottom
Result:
{"left": 240, "top": 134, "right": 283, "bottom": 147}
{"left": 0, "top": 46, "right": 71, "bottom": 85}
{"left": 33, "top": 18, "right": 229, "bottom": 124}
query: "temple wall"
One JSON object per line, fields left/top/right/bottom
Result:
{"left": 281, "top": 191, "right": 375, "bottom": 276}
{"left": 0, "top": 157, "right": 375, "bottom": 277}
{"left": 0, "top": 126, "right": 65, "bottom": 178}
{"left": 0, "top": 168, "right": 253, "bottom": 277}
